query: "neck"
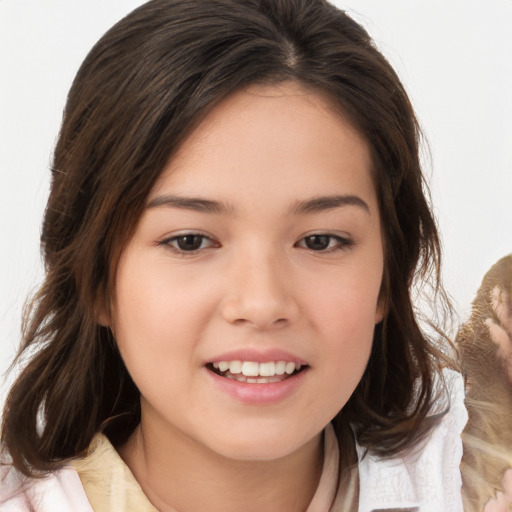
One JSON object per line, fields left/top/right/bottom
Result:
{"left": 118, "top": 418, "right": 324, "bottom": 512}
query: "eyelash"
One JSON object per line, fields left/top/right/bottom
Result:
{"left": 159, "top": 232, "right": 354, "bottom": 255}
{"left": 295, "top": 234, "right": 354, "bottom": 253}
{"left": 159, "top": 233, "right": 219, "bottom": 254}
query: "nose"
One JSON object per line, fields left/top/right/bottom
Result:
{"left": 221, "top": 250, "right": 300, "bottom": 329}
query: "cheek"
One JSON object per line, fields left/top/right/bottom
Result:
{"left": 304, "top": 294, "right": 376, "bottom": 427}
{"left": 114, "top": 252, "right": 211, "bottom": 340}
{"left": 305, "top": 263, "right": 383, "bottom": 336}
{"left": 320, "top": 295, "right": 376, "bottom": 374}
{"left": 111, "top": 259, "right": 204, "bottom": 386}
{"left": 303, "top": 268, "right": 381, "bottom": 394}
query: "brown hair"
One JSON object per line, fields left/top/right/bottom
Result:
{"left": 458, "top": 254, "right": 512, "bottom": 511}
{"left": 2, "top": 0, "right": 452, "bottom": 481}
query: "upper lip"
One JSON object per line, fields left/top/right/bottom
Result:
{"left": 206, "top": 348, "right": 308, "bottom": 365}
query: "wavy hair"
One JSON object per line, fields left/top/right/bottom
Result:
{"left": 2, "top": 0, "right": 453, "bottom": 484}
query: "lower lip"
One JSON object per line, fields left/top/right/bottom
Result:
{"left": 205, "top": 367, "right": 308, "bottom": 405}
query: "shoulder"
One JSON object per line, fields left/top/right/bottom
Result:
{"left": 356, "top": 368, "right": 468, "bottom": 512}
{"left": 0, "top": 461, "right": 93, "bottom": 512}
{"left": 70, "top": 433, "right": 158, "bottom": 511}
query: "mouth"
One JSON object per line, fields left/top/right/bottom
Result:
{"left": 206, "top": 360, "right": 308, "bottom": 384}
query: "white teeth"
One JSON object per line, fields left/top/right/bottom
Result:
{"left": 218, "top": 361, "right": 229, "bottom": 372}
{"left": 229, "top": 360, "right": 242, "bottom": 374}
{"left": 259, "top": 362, "right": 275, "bottom": 377}
{"left": 241, "top": 361, "right": 259, "bottom": 377}
{"left": 227, "top": 374, "right": 291, "bottom": 384}
{"left": 275, "top": 361, "right": 286, "bottom": 375}
{"left": 211, "top": 360, "right": 304, "bottom": 378}
{"left": 285, "top": 362, "right": 296, "bottom": 375}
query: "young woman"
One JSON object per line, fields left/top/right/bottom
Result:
{"left": 0, "top": 0, "right": 475, "bottom": 510}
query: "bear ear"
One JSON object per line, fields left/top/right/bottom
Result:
{"left": 486, "top": 286, "right": 512, "bottom": 365}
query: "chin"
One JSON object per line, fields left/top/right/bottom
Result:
{"left": 203, "top": 423, "right": 321, "bottom": 462}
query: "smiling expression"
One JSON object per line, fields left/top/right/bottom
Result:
{"left": 107, "top": 81, "right": 385, "bottom": 461}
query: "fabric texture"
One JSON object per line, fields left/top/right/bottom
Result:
{"left": 354, "top": 368, "right": 467, "bottom": 512}
{"left": 66, "top": 424, "right": 339, "bottom": 512}
{"left": 0, "top": 465, "right": 92, "bottom": 512}
{"left": 0, "top": 369, "right": 467, "bottom": 512}
{"left": 0, "top": 428, "right": 338, "bottom": 512}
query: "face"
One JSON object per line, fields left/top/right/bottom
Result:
{"left": 108, "top": 81, "right": 384, "bottom": 462}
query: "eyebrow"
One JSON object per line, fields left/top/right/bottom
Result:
{"left": 147, "top": 195, "right": 236, "bottom": 215}
{"left": 290, "top": 195, "right": 370, "bottom": 215}
{"left": 146, "top": 193, "right": 370, "bottom": 216}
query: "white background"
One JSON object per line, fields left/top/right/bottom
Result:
{"left": 1, "top": 0, "right": 511, "bottom": 405}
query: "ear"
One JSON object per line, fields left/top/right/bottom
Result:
{"left": 375, "top": 272, "right": 390, "bottom": 325}
{"left": 375, "top": 297, "right": 386, "bottom": 324}
{"left": 374, "top": 288, "right": 388, "bottom": 324}
{"left": 97, "top": 308, "right": 110, "bottom": 327}
{"left": 94, "top": 288, "right": 111, "bottom": 327}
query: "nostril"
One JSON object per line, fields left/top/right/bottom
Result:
{"left": 220, "top": 281, "right": 299, "bottom": 328}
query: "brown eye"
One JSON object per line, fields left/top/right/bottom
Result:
{"left": 296, "top": 234, "right": 353, "bottom": 252}
{"left": 175, "top": 235, "right": 205, "bottom": 251}
{"left": 304, "top": 235, "right": 331, "bottom": 251}
{"left": 163, "top": 233, "right": 217, "bottom": 252}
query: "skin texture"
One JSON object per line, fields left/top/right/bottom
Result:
{"left": 105, "top": 82, "right": 384, "bottom": 512}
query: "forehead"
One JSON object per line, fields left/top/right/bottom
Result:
{"left": 150, "top": 81, "right": 377, "bottom": 214}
